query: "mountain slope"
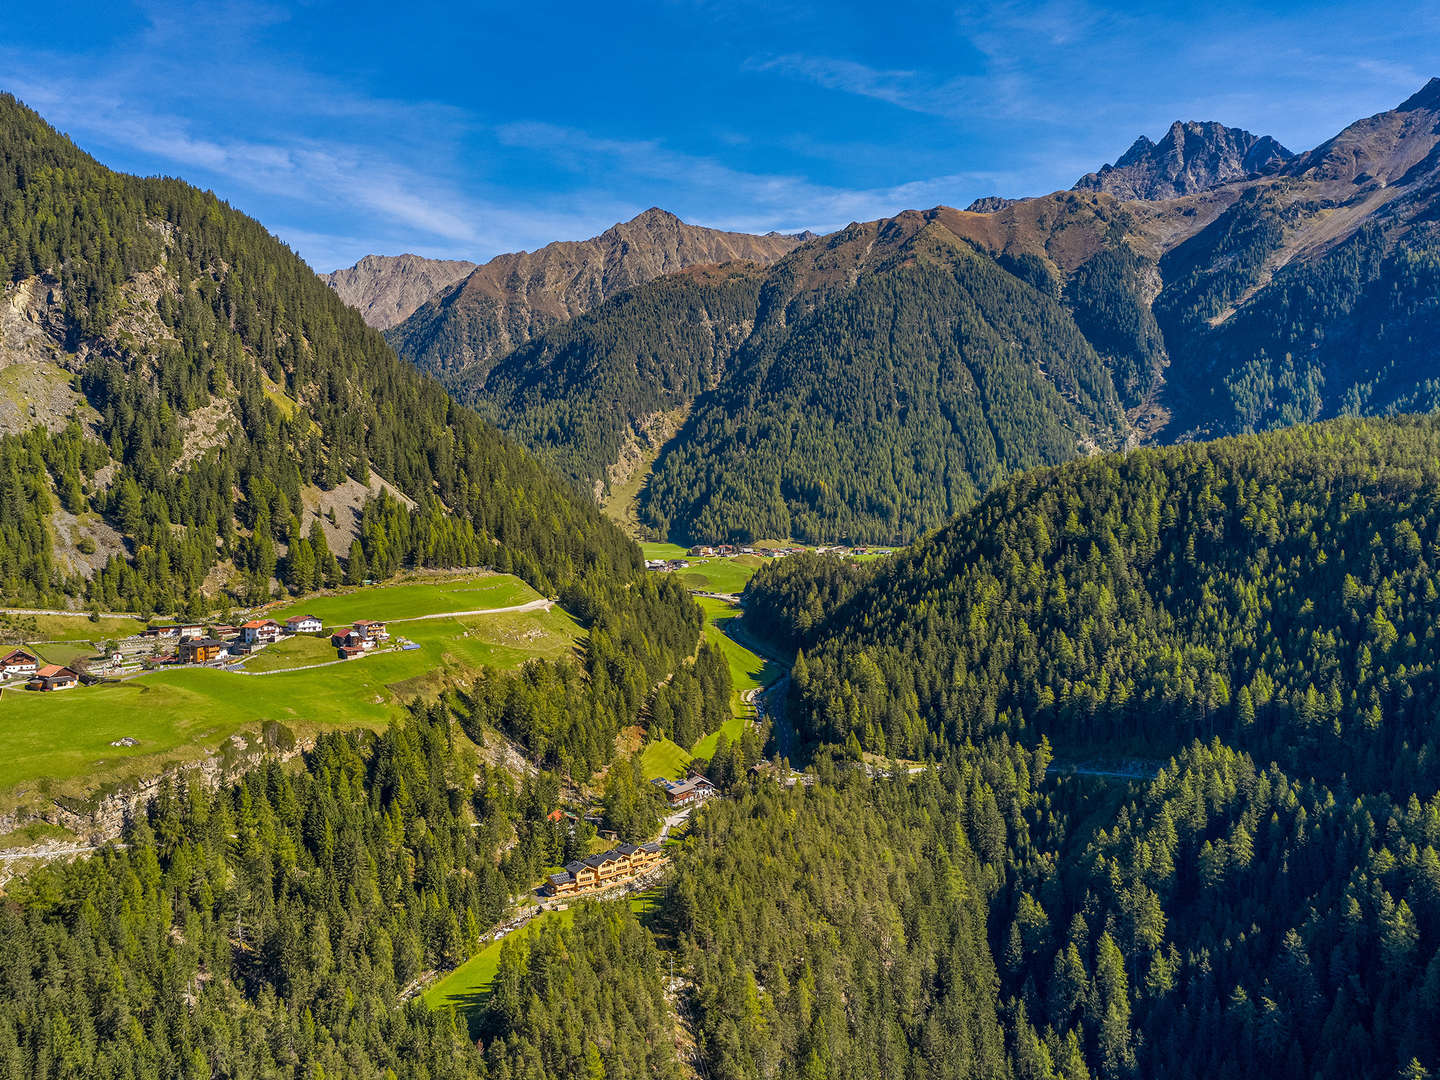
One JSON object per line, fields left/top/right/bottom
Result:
{"left": 638, "top": 211, "right": 1130, "bottom": 544}
{"left": 776, "top": 413, "right": 1440, "bottom": 789}
{"left": 0, "top": 92, "right": 647, "bottom": 611}
{"left": 1156, "top": 78, "right": 1440, "bottom": 435}
{"left": 385, "top": 80, "right": 1440, "bottom": 549}
{"left": 455, "top": 261, "right": 767, "bottom": 498}
{"left": 1074, "top": 120, "right": 1292, "bottom": 199}
{"left": 385, "top": 208, "right": 805, "bottom": 385}
{"left": 322, "top": 253, "right": 477, "bottom": 329}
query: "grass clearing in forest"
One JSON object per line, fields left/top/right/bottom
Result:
{"left": 640, "top": 595, "right": 781, "bottom": 779}
{"left": 425, "top": 906, "right": 577, "bottom": 1018}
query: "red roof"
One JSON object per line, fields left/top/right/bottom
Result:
{"left": 1, "top": 648, "right": 37, "bottom": 664}
{"left": 35, "top": 665, "right": 77, "bottom": 679}
{"left": 241, "top": 619, "right": 279, "bottom": 630}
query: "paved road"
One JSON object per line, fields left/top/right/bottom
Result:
{"left": 382, "top": 598, "right": 553, "bottom": 623}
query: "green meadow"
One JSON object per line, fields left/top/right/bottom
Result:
{"left": 425, "top": 907, "right": 577, "bottom": 1017}
{"left": 640, "top": 542, "right": 767, "bottom": 595}
{"left": 0, "top": 573, "right": 579, "bottom": 812}
{"left": 269, "top": 573, "right": 536, "bottom": 625}
{"left": 640, "top": 595, "right": 780, "bottom": 779}
{"left": 425, "top": 892, "right": 665, "bottom": 1027}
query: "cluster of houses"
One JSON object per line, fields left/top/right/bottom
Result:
{"left": 137, "top": 614, "right": 330, "bottom": 665}
{"left": 0, "top": 648, "right": 79, "bottom": 691}
{"left": 545, "top": 841, "right": 665, "bottom": 897}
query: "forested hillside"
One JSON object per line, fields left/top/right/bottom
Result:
{"left": 639, "top": 217, "right": 1130, "bottom": 543}
{"left": 0, "top": 93, "right": 651, "bottom": 615}
{"left": 456, "top": 262, "right": 767, "bottom": 496}
{"left": 776, "top": 415, "right": 1440, "bottom": 789}
{"left": 0, "top": 705, "right": 681, "bottom": 1079}
{"left": 720, "top": 413, "right": 1440, "bottom": 1079}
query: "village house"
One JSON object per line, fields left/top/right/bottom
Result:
{"left": 545, "top": 841, "right": 664, "bottom": 896}
{"left": 352, "top": 619, "right": 389, "bottom": 642}
{"left": 337, "top": 643, "right": 365, "bottom": 660}
{"left": 656, "top": 774, "right": 717, "bottom": 807}
{"left": 179, "top": 638, "right": 228, "bottom": 664}
{"left": 240, "top": 619, "right": 283, "bottom": 645}
{"left": 0, "top": 648, "right": 40, "bottom": 679}
{"left": 177, "top": 624, "right": 205, "bottom": 641}
{"left": 210, "top": 624, "right": 239, "bottom": 640}
{"left": 331, "top": 627, "right": 374, "bottom": 651}
{"left": 29, "top": 664, "right": 80, "bottom": 691}
{"left": 284, "top": 614, "right": 323, "bottom": 635}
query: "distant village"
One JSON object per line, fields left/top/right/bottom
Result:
{"left": 644, "top": 542, "right": 891, "bottom": 573}
{"left": 0, "top": 613, "right": 407, "bottom": 693}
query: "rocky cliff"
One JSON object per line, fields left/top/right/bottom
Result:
{"left": 1074, "top": 120, "right": 1292, "bottom": 199}
{"left": 321, "top": 253, "right": 477, "bottom": 329}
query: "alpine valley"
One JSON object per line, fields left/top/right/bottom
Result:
{"left": 1, "top": 53, "right": 1440, "bottom": 1080}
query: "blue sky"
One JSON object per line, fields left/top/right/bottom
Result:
{"left": 4, "top": 1, "right": 1437, "bottom": 271}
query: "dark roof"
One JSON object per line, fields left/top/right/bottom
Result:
{"left": 548, "top": 872, "right": 573, "bottom": 884}
{"left": 184, "top": 637, "right": 227, "bottom": 648}
{"left": 564, "top": 860, "right": 587, "bottom": 874}
{"left": 640, "top": 842, "right": 662, "bottom": 853}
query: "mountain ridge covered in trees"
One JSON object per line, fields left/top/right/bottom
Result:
{"left": 0, "top": 92, "right": 660, "bottom": 621}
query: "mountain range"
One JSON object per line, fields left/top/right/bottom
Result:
{"left": 382, "top": 208, "right": 808, "bottom": 386}
{"left": 331, "top": 78, "right": 1440, "bottom": 545}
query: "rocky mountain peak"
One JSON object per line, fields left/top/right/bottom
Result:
{"left": 1398, "top": 76, "right": 1440, "bottom": 112}
{"left": 322, "top": 253, "right": 478, "bottom": 330}
{"left": 1074, "top": 120, "right": 1293, "bottom": 200}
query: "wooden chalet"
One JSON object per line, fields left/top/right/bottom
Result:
{"left": 545, "top": 842, "right": 664, "bottom": 896}
{"left": 657, "top": 774, "right": 717, "bottom": 807}
{"left": 29, "top": 664, "right": 80, "bottom": 691}
{"left": 179, "top": 638, "right": 228, "bottom": 664}
{"left": 0, "top": 648, "right": 40, "bottom": 679}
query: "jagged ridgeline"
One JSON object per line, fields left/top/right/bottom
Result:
{"left": 767, "top": 415, "right": 1440, "bottom": 789}
{"left": 0, "top": 93, "right": 643, "bottom": 610}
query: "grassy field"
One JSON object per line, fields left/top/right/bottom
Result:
{"left": 425, "top": 906, "right": 577, "bottom": 1017}
{"left": 679, "top": 554, "right": 764, "bottom": 594}
{"left": 269, "top": 573, "right": 535, "bottom": 625}
{"left": 239, "top": 634, "right": 337, "bottom": 672}
{"left": 0, "top": 574, "right": 579, "bottom": 812}
{"left": 640, "top": 595, "right": 781, "bottom": 779}
{"left": 640, "top": 543, "right": 767, "bottom": 595}
{"left": 0, "top": 612, "right": 147, "bottom": 643}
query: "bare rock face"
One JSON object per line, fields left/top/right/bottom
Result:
{"left": 965, "top": 195, "right": 1020, "bottom": 213}
{"left": 386, "top": 208, "right": 808, "bottom": 384}
{"left": 1074, "top": 121, "right": 1293, "bottom": 200}
{"left": 321, "top": 254, "right": 477, "bottom": 330}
